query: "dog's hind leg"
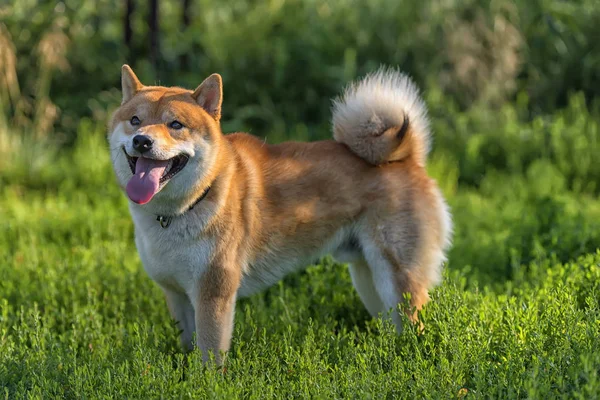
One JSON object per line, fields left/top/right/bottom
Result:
{"left": 358, "top": 233, "right": 431, "bottom": 332}
{"left": 348, "top": 259, "right": 386, "bottom": 318}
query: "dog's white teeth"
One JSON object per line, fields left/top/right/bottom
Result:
{"left": 163, "top": 159, "right": 173, "bottom": 177}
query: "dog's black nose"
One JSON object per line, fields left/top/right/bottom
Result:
{"left": 132, "top": 135, "right": 153, "bottom": 153}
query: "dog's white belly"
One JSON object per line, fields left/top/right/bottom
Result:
{"left": 237, "top": 227, "right": 358, "bottom": 298}
{"left": 237, "top": 254, "right": 312, "bottom": 298}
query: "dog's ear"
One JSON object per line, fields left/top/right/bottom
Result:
{"left": 121, "top": 65, "right": 143, "bottom": 104}
{"left": 192, "top": 74, "right": 223, "bottom": 121}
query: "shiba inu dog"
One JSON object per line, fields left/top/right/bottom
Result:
{"left": 108, "top": 65, "right": 452, "bottom": 364}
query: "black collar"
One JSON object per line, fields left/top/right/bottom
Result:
{"left": 155, "top": 185, "right": 211, "bottom": 228}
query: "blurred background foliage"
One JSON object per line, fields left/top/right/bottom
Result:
{"left": 1, "top": 0, "right": 599, "bottom": 287}
{"left": 2, "top": 0, "right": 600, "bottom": 138}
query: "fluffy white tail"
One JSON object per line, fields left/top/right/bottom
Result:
{"left": 332, "top": 67, "right": 431, "bottom": 166}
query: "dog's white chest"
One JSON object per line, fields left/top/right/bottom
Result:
{"left": 130, "top": 208, "right": 213, "bottom": 295}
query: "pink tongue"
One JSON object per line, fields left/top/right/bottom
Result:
{"left": 126, "top": 157, "right": 169, "bottom": 204}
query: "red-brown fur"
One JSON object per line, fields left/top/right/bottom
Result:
{"left": 108, "top": 65, "right": 452, "bottom": 364}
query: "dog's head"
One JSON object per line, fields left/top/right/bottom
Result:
{"left": 108, "top": 65, "right": 223, "bottom": 215}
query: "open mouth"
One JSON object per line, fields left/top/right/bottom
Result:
{"left": 122, "top": 147, "right": 190, "bottom": 205}
{"left": 123, "top": 148, "right": 189, "bottom": 184}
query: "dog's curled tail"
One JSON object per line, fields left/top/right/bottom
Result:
{"left": 332, "top": 67, "right": 431, "bottom": 166}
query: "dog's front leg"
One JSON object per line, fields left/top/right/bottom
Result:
{"left": 162, "top": 286, "right": 196, "bottom": 352}
{"left": 193, "top": 262, "right": 240, "bottom": 365}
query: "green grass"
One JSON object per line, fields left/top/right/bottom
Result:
{"left": 1, "top": 119, "right": 600, "bottom": 399}
{"left": 3, "top": 0, "right": 600, "bottom": 395}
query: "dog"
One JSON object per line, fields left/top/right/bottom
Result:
{"left": 108, "top": 65, "right": 452, "bottom": 364}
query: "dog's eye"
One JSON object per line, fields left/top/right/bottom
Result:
{"left": 130, "top": 116, "right": 141, "bottom": 126}
{"left": 169, "top": 120, "right": 184, "bottom": 130}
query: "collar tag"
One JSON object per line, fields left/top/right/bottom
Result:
{"left": 154, "top": 185, "right": 211, "bottom": 229}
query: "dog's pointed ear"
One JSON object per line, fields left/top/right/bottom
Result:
{"left": 192, "top": 74, "right": 223, "bottom": 121}
{"left": 121, "top": 65, "right": 143, "bottom": 104}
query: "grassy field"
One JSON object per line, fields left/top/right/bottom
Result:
{"left": 2, "top": 0, "right": 600, "bottom": 397}
{"left": 1, "top": 115, "right": 600, "bottom": 398}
